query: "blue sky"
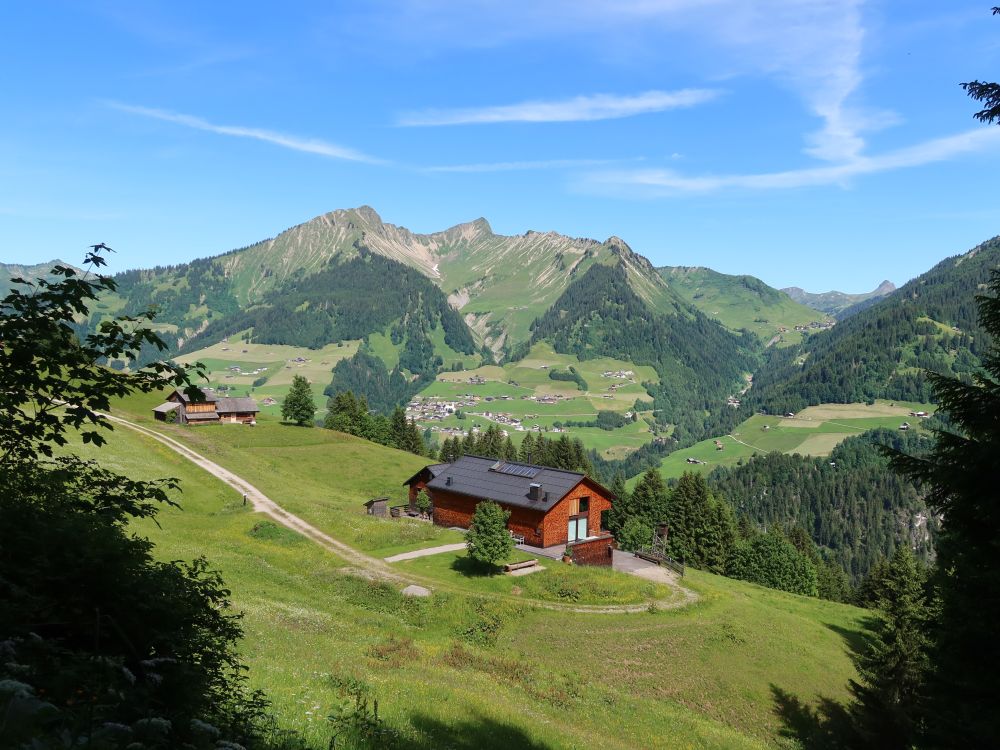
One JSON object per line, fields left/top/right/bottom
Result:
{"left": 2, "top": 1, "right": 999, "bottom": 292}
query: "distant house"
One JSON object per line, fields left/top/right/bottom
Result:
{"left": 152, "top": 388, "right": 259, "bottom": 425}
{"left": 404, "top": 455, "right": 615, "bottom": 549}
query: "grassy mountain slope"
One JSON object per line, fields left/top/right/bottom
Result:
{"left": 529, "top": 259, "right": 759, "bottom": 441}
{"left": 662, "top": 266, "right": 832, "bottom": 346}
{"left": 753, "top": 236, "right": 1000, "bottom": 413}
{"left": 783, "top": 279, "right": 896, "bottom": 318}
{"left": 102, "top": 207, "right": 693, "bottom": 358}
{"left": 66, "top": 394, "right": 869, "bottom": 749}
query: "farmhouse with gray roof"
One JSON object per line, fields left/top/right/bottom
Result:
{"left": 152, "top": 388, "right": 259, "bottom": 425}
{"left": 404, "top": 455, "right": 616, "bottom": 549}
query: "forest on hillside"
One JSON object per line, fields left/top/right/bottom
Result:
{"left": 751, "top": 237, "right": 1000, "bottom": 413}
{"left": 529, "top": 263, "right": 759, "bottom": 439}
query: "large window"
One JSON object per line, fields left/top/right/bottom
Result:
{"left": 567, "top": 515, "right": 589, "bottom": 542}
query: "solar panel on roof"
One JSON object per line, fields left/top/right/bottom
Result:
{"left": 490, "top": 462, "right": 539, "bottom": 478}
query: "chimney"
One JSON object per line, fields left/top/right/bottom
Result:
{"left": 528, "top": 482, "right": 542, "bottom": 501}
{"left": 445, "top": 476, "right": 453, "bottom": 486}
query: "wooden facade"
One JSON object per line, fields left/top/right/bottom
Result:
{"left": 406, "top": 457, "right": 615, "bottom": 549}
{"left": 153, "top": 389, "right": 259, "bottom": 425}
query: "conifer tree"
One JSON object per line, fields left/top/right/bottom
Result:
{"left": 461, "top": 429, "right": 476, "bottom": 455}
{"left": 890, "top": 269, "right": 1000, "bottom": 745}
{"left": 389, "top": 406, "right": 408, "bottom": 448}
{"left": 849, "top": 546, "right": 931, "bottom": 749}
{"left": 519, "top": 432, "right": 536, "bottom": 463}
{"left": 502, "top": 436, "right": 517, "bottom": 461}
{"left": 630, "top": 468, "right": 669, "bottom": 530}
{"left": 406, "top": 418, "right": 426, "bottom": 456}
{"left": 607, "top": 472, "right": 630, "bottom": 534}
{"left": 281, "top": 374, "right": 316, "bottom": 426}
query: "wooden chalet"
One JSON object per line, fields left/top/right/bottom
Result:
{"left": 404, "top": 455, "right": 616, "bottom": 549}
{"left": 152, "top": 388, "right": 259, "bottom": 425}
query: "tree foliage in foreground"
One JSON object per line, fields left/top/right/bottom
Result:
{"left": 889, "top": 270, "right": 1000, "bottom": 747}
{"left": 849, "top": 546, "right": 932, "bottom": 750}
{"left": 0, "top": 248, "right": 293, "bottom": 748}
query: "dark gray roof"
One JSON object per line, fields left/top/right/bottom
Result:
{"left": 171, "top": 388, "right": 218, "bottom": 404}
{"left": 216, "top": 397, "right": 259, "bottom": 413}
{"left": 152, "top": 402, "right": 180, "bottom": 413}
{"left": 402, "top": 463, "right": 449, "bottom": 487}
{"left": 425, "top": 455, "right": 587, "bottom": 511}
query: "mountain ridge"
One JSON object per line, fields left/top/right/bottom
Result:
{"left": 783, "top": 279, "right": 896, "bottom": 318}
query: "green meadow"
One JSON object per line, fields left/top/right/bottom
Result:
{"left": 176, "top": 337, "right": 361, "bottom": 417}
{"left": 417, "top": 342, "right": 659, "bottom": 458}
{"left": 650, "top": 401, "right": 935, "bottom": 483}
{"left": 65, "top": 395, "right": 872, "bottom": 748}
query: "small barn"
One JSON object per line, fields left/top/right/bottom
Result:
{"left": 152, "top": 388, "right": 259, "bottom": 425}
{"left": 404, "top": 455, "right": 616, "bottom": 549}
{"left": 364, "top": 497, "right": 390, "bottom": 517}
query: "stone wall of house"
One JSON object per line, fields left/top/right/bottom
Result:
{"left": 568, "top": 534, "right": 615, "bottom": 566}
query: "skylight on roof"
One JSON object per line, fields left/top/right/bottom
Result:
{"left": 490, "top": 462, "right": 540, "bottom": 478}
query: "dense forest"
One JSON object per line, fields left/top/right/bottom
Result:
{"left": 529, "top": 263, "right": 759, "bottom": 436}
{"left": 751, "top": 236, "right": 1000, "bottom": 413}
{"left": 705, "top": 428, "right": 936, "bottom": 580}
{"left": 188, "top": 251, "right": 476, "bottom": 354}
{"left": 325, "top": 350, "right": 427, "bottom": 414}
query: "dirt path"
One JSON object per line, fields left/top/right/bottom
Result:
{"left": 105, "top": 413, "right": 698, "bottom": 613}
{"left": 384, "top": 542, "right": 468, "bottom": 562}
{"left": 102, "top": 413, "right": 409, "bottom": 584}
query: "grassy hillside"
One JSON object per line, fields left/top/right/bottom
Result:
{"left": 661, "top": 266, "right": 831, "bottom": 346}
{"left": 67, "top": 398, "right": 869, "bottom": 748}
{"left": 414, "top": 341, "right": 659, "bottom": 458}
{"left": 645, "top": 400, "right": 934, "bottom": 483}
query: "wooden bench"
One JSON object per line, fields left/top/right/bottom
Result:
{"left": 510, "top": 531, "right": 525, "bottom": 544}
{"left": 503, "top": 559, "right": 538, "bottom": 573}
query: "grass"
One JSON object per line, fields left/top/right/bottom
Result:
{"left": 660, "top": 266, "right": 832, "bottom": 347}
{"left": 390, "top": 550, "right": 676, "bottom": 606}
{"left": 176, "top": 337, "right": 361, "bottom": 418}
{"left": 60, "top": 402, "right": 870, "bottom": 749}
{"left": 650, "top": 401, "right": 935, "bottom": 482}
{"left": 418, "top": 342, "right": 657, "bottom": 458}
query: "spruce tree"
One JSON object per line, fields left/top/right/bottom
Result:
{"left": 607, "top": 472, "right": 630, "bottom": 535}
{"left": 502, "top": 436, "right": 517, "bottom": 461}
{"left": 281, "top": 374, "right": 316, "bottom": 426}
{"left": 630, "top": 468, "right": 669, "bottom": 529}
{"left": 519, "top": 432, "right": 536, "bottom": 463}
{"left": 849, "top": 546, "right": 931, "bottom": 749}
{"left": 890, "top": 270, "right": 1000, "bottom": 745}
{"left": 389, "top": 406, "right": 408, "bottom": 449}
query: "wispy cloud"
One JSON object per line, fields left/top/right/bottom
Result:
{"left": 383, "top": 1, "right": 885, "bottom": 161}
{"left": 399, "top": 89, "right": 720, "bottom": 126}
{"left": 423, "top": 158, "right": 632, "bottom": 173}
{"left": 579, "top": 127, "right": 1000, "bottom": 194}
{"left": 106, "top": 102, "right": 382, "bottom": 163}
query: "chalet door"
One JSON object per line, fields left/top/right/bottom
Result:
{"left": 567, "top": 515, "right": 588, "bottom": 542}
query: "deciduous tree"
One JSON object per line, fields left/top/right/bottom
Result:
{"left": 281, "top": 374, "right": 316, "bottom": 426}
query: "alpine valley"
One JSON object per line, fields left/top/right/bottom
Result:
{"left": 38, "top": 206, "right": 1000, "bottom": 583}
